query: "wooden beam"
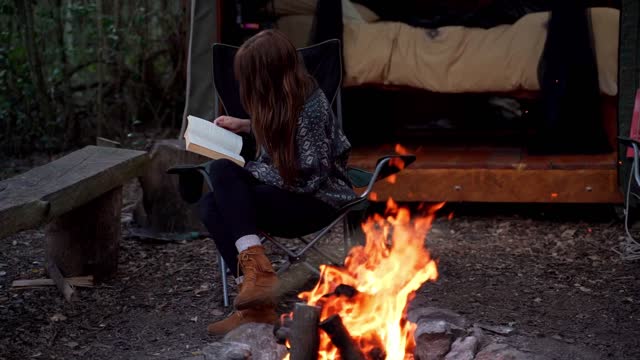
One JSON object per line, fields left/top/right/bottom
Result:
{"left": 358, "top": 168, "right": 623, "bottom": 203}
{"left": 0, "top": 146, "right": 148, "bottom": 239}
{"left": 11, "top": 276, "right": 93, "bottom": 289}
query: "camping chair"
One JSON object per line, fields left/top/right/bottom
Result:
{"left": 615, "top": 89, "right": 640, "bottom": 261}
{"left": 168, "top": 39, "right": 416, "bottom": 306}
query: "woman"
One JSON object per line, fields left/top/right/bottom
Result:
{"left": 198, "top": 29, "right": 356, "bottom": 335}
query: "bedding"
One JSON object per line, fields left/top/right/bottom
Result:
{"left": 275, "top": 7, "right": 619, "bottom": 96}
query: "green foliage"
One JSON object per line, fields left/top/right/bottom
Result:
{"left": 0, "top": 0, "right": 188, "bottom": 157}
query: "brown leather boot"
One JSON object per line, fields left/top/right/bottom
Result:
{"left": 234, "top": 245, "right": 279, "bottom": 310}
{"left": 207, "top": 306, "right": 278, "bottom": 336}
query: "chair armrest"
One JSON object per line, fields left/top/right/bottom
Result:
{"left": 619, "top": 136, "right": 640, "bottom": 149}
{"left": 619, "top": 136, "right": 640, "bottom": 187}
{"left": 166, "top": 164, "right": 209, "bottom": 204}
{"left": 374, "top": 154, "right": 416, "bottom": 180}
{"left": 347, "top": 167, "right": 373, "bottom": 188}
{"left": 359, "top": 154, "right": 416, "bottom": 198}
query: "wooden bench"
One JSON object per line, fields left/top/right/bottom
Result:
{"left": 0, "top": 145, "right": 148, "bottom": 300}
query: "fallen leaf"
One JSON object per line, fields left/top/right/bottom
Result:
{"left": 65, "top": 341, "right": 79, "bottom": 348}
{"left": 194, "top": 284, "right": 210, "bottom": 296}
{"left": 0, "top": 271, "right": 6, "bottom": 277}
{"left": 561, "top": 229, "right": 576, "bottom": 238}
{"left": 211, "top": 309, "right": 224, "bottom": 316}
{"left": 50, "top": 313, "right": 67, "bottom": 322}
{"left": 190, "top": 316, "right": 198, "bottom": 322}
{"left": 578, "top": 286, "right": 592, "bottom": 293}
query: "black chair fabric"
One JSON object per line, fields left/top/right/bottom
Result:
{"left": 212, "top": 39, "right": 343, "bottom": 119}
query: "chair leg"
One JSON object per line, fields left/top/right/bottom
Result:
{"left": 343, "top": 210, "right": 366, "bottom": 260}
{"left": 343, "top": 216, "right": 351, "bottom": 260}
{"left": 218, "top": 254, "right": 230, "bottom": 307}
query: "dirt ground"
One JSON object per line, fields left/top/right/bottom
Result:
{"left": 1, "top": 163, "right": 640, "bottom": 359}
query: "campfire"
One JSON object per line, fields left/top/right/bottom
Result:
{"left": 277, "top": 199, "right": 443, "bottom": 360}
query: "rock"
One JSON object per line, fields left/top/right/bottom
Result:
{"left": 471, "top": 325, "right": 493, "bottom": 349}
{"left": 414, "top": 333, "right": 452, "bottom": 360}
{"left": 202, "top": 341, "right": 251, "bottom": 360}
{"left": 474, "top": 343, "right": 536, "bottom": 360}
{"left": 407, "top": 306, "right": 468, "bottom": 329}
{"left": 475, "top": 323, "right": 516, "bottom": 336}
{"left": 445, "top": 336, "right": 479, "bottom": 360}
{"left": 224, "top": 323, "right": 288, "bottom": 360}
{"left": 415, "top": 318, "right": 466, "bottom": 339}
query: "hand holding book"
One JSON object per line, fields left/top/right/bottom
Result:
{"left": 214, "top": 116, "right": 251, "bottom": 134}
{"left": 184, "top": 115, "right": 247, "bottom": 166}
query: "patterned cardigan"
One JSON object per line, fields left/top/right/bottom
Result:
{"left": 244, "top": 88, "right": 356, "bottom": 209}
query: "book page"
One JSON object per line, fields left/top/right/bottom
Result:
{"left": 186, "top": 115, "right": 243, "bottom": 155}
{"left": 186, "top": 139, "right": 245, "bottom": 166}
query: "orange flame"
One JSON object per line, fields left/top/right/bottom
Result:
{"left": 386, "top": 174, "right": 397, "bottom": 184}
{"left": 389, "top": 157, "right": 406, "bottom": 170}
{"left": 395, "top": 144, "right": 410, "bottom": 155}
{"left": 369, "top": 192, "right": 378, "bottom": 201}
{"left": 296, "top": 199, "right": 440, "bottom": 359}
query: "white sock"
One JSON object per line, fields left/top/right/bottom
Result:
{"left": 235, "top": 234, "right": 261, "bottom": 253}
{"left": 235, "top": 276, "right": 244, "bottom": 285}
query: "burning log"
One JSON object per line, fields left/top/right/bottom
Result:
{"left": 273, "top": 314, "right": 292, "bottom": 345}
{"left": 319, "top": 314, "right": 365, "bottom": 360}
{"left": 367, "top": 347, "right": 386, "bottom": 360}
{"left": 289, "top": 303, "right": 321, "bottom": 360}
{"left": 334, "top": 284, "right": 358, "bottom": 298}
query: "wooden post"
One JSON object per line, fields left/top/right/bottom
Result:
{"left": 289, "top": 303, "right": 321, "bottom": 360}
{"left": 45, "top": 186, "right": 122, "bottom": 284}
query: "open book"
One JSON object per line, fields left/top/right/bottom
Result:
{"left": 184, "top": 115, "right": 245, "bottom": 166}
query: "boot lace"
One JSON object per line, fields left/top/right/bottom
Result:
{"left": 237, "top": 252, "right": 257, "bottom": 281}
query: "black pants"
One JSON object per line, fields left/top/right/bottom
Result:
{"left": 197, "top": 159, "right": 336, "bottom": 273}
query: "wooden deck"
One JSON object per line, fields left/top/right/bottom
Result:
{"left": 349, "top": 144, "right": 622, "bottom": 203}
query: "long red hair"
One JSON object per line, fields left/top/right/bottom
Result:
{"left": 234, "top": 30, "right": 316, "bottom": 184}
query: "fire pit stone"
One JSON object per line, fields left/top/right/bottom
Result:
{"left": 415, "top": 332, "right": 454, "bottom": 360}
{"left": 201, "top": 341, "right": 251, "bottom": 360}
{"left": 444, "top": 336, "right": 480, "bottom": 360}
{"left": 201, "top": 323, "right": 287, "bottom": 360}
{"left": 407, "top": 305, "right": 469, "bottom": 329}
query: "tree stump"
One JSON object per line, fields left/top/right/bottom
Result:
{"left": 45, "top": 186, "right": 122, "bottom": 283}
{"left": 134, "top": 139, "right": 209, "bottom": 233}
